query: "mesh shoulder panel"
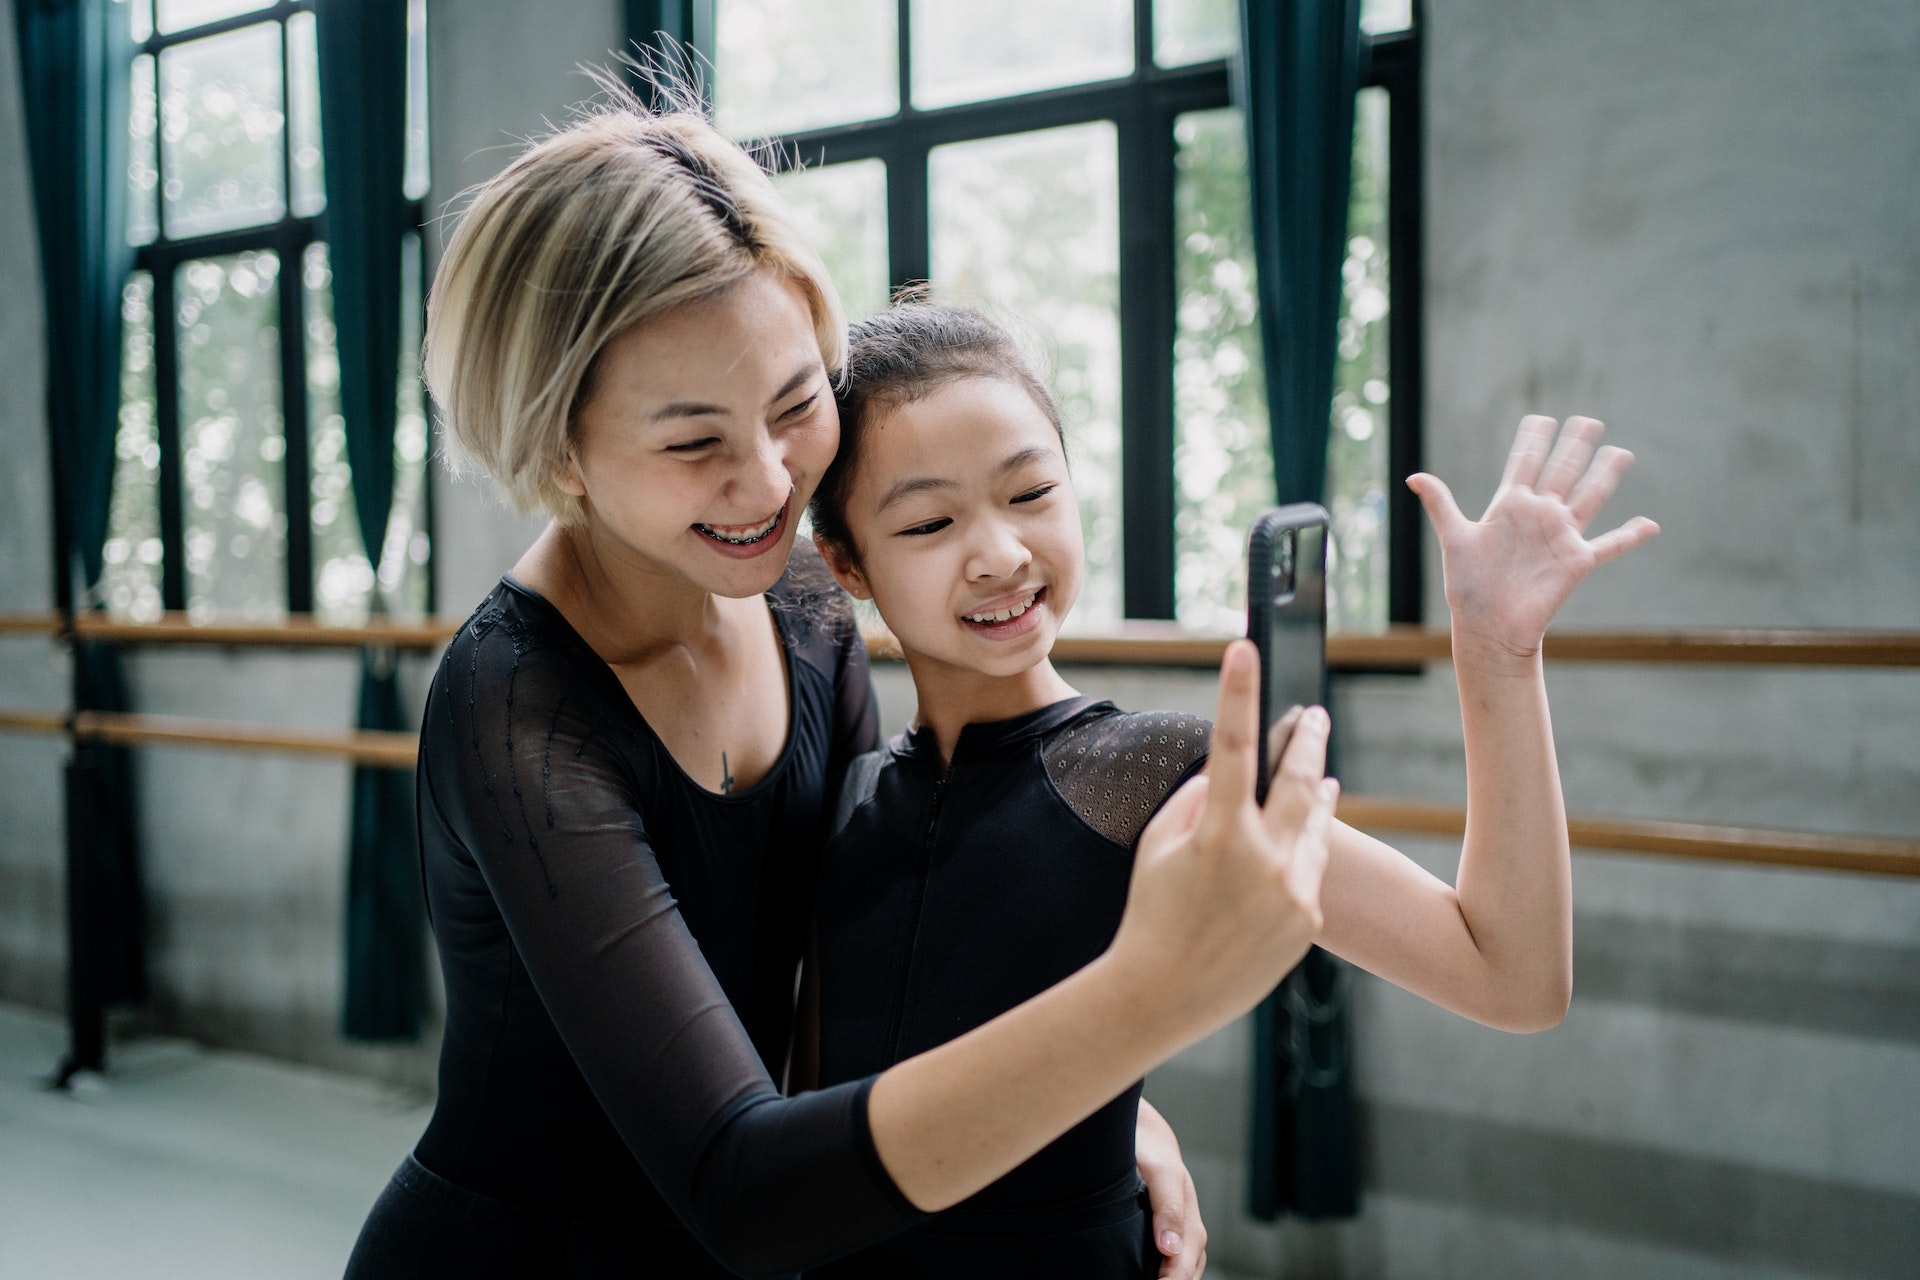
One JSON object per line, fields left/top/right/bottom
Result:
{"left": 1043, "top": 710, "right": 1211, "bottom": 849}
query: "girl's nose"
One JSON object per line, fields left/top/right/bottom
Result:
{"left": 966, "top": 516, "right": 1031, "bottom": 582}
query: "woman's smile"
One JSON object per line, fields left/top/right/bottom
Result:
{"left": 693, "top": 495, "right": 791, "bottom": 557}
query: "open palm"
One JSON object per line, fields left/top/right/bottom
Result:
{"left": 1409, "top": 415, "right": 1659, "bottom": 661}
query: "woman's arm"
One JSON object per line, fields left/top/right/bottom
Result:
{"left": 1313, "top": 415, "right": 1658, "bottom": 1031}
{"left": 448, "top": 621, "right": 1330, "bottom": 1271}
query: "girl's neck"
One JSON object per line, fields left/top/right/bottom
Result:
{"left": 904, "top": 652, "right": 1080, "bottom": 767}
{"left": 513, "top": 521, "right": 735, "bottom": 667}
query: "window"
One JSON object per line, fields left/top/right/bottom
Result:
{"left": 102, "top": 0, "right": 433, "bottom": 624}
{"left": 703, "top": 0, "right": 1423, "bottom": 633}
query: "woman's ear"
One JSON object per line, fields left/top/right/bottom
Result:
{"left": 553, "top": 447, "right": 587, "bottom": 499}
{"left": 814, "top": 533, "right": 872, "bottom": 600}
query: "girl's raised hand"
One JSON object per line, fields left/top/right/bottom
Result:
{"left": 1408, "top": 415, "right": 1659, "bottom": 665}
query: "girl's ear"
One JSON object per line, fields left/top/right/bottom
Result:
{"left": 814, "top": 533, "right": 872, "bottom": 600}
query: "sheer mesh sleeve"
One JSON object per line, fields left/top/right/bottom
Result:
{"left": 425, "top": 606, "right": 917, "bottom": 1278}
{"left": 1043, "top": 710, "right": 1212, "bottom": 848}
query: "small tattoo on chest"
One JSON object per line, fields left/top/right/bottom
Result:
{"left": 721, "top": 750, "right": 735, "bottom": 795}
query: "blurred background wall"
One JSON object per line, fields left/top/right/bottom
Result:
{"left": 0, "top": 0, "right": 1915, "bottom": 1276}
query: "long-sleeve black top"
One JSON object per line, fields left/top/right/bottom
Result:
{"left": 808, "top": 697, "right": 1211, "bottom": 1278}
{"left": 407, "top": 555, "right": 921, "bottom": 1278}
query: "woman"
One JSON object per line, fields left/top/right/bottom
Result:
{"left": 344, "top": 98, "right": 1336, "bottom": 1279}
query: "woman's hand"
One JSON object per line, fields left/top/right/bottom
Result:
{"left": 1136, "top": 1098, "right": 1207, "bottom": 1279}
{"left": 1408, "top": 415, "right": 1658, "bottom": 667}
{"left": 1110, "top": 641, "right": 1339, "bottom": 1046}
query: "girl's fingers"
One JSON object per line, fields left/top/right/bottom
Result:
{"left": 1536, "top": 415, "right": 1605, "bottom": 500}
{"left": 1499, "top": 415, "right": 1560, "bottom": 489}
{"left": 1588, "top": 516, "right": 1661, "bottom": 564}
{"left": 1287, "top": 778, "right": 1340, "bottom": 909}
{"left": 1406, "top": 472, "right": 1468, "bottom": 538}
{"left": 1565, "top": 445, "right": 1633, "bottom": 530}
{"left": 1261, "top": 706, "right": 1330, "bottom": 843}
{"left": 1201, "top": 641, "right": 1260, "bottom": 828}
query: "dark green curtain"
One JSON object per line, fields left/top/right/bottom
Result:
{"left": 16, "top": 0, "right": 146, "bottom": 1062}
{"left": 318, "top": 0, "right": 423, "bottom": 1040}
{"left": 1237, "top": 0, "right": 1364, "bottom": 1220}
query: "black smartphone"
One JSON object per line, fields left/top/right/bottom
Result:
{"left": 1246, "top": 505, "right": 1329, "bottom": 802}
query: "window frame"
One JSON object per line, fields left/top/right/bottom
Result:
{"left": 656, "top": 0, "right": 1424, "bottom": 625}
{"left": 128, "top": 0, "right": 430, "bottom": 617}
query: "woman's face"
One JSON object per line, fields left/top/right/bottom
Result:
{"left": 825, "top": 375, "right": 1083, "bottom": 680}
{"left": 558, "top": 270, "right": 837, "bottom": 598}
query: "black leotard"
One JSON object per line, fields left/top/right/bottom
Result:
{"left": 807, "top": 697, "right": 1210, "bottom": 1279}
{"left": 346, "top": 554, "right": 923, "bottom": 1280}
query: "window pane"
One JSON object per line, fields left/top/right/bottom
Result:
{"left": 1155, "top": 0, "right": 1238, "bottom": 67}
{"left": 285, "top": 12, "right": 323, "bottom": 217}
{"left": 306, "top": 240, "right": 432, "bottom": 624}
{"left": 128, "top": 54, "right": 160, "bottom": 244}
{"left": 160, "top": 22, "right": 286, "bottom": 238}
{"left": 1172, "top": 108, "right": 1271, "bottom": 634}
{"left": 156, "top": 0, "right": 272, "bottom": 36}
{"left": 404, "top": 0, "right": 429, "bottom": 200}
{"left": 176, "top": 251, "right": 286, "bottom": 621}
{"left": 130, "top": 0, "right": 153, "bottom": 44}
{"left": 912, "top": 0, "right": 1132, "bottom": 110}
{"left": 931, "top": 122, "right": 1122, "bottom": 627}
{"left": 1327, "top": 87, "right": 1391, "bottom": 633}
{"left": 103, "top": 272, "right": 164, "bottom": 620}
{"left": 1362, "top": 0, "right": 1414, "bottom": 35}
{"left": 772, "top": 160, "right": 889, "bottom": 321}
{"left": 715, "top": 0, "right": 897, "bottom": 139}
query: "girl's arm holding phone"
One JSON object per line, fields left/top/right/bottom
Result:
{"left": 1313, "top": 415, "right": 1659, "bottom": 1032}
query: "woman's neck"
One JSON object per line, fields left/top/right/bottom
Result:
{"left": 904, "top": 653, "right": 1080, "bottom": 768}
{"left": 513, "top": 521, "right": 732, "bottom": 666}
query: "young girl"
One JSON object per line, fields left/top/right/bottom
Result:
{"left": 803, "top": 301, "right": 1658, "bottom": 1277}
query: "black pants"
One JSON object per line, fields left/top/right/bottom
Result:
{"left": 345, "top": 1153, "right": 738, "bottom": 1279}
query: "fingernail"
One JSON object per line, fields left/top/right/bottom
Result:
{"left": 1322, "top": 778, "right": 1340, "bottom": 800}
{"left": 1227, "top": 644, "right": 1252, "bottom": 674}
{"left": 1308, "top": 706, "right": 1329, "bottom": 729}
{"left": 1160, "top": 1231, "right": 1182, "bottom": 1254}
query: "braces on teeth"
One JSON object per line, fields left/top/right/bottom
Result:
{"left": 697, "top": 509, "right": 782, "bottom": 544}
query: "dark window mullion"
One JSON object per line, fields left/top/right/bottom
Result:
{"left": 152, "top": 262, "right": 187, "bottom": 612}
{"left": 279, "top": 224, "right": 314, "bottom": 613}
{"left": 1379, "top": 41, "right": 1424, "bottom": 626}
{"left": 1117, "top": 95, "right": 1178, "bottom": 620}
{"left": 886, "top": 0, "right": 928, "bottom": 290}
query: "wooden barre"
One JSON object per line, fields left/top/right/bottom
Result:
{"left": 7, "top": 611, "right": 1918, "bottom": 668}
{"left": 2, "top": 707, "right": 1915, "bottom": 877}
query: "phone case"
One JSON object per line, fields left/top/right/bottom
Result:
{"left": 1246, "top": 504, "right": 1330, "bottom": 801}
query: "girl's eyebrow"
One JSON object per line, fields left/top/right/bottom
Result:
{"left": 875, "top": 446, "right": 1053, "bottom": 513}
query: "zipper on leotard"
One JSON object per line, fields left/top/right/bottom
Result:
{"left": 886, "top": 772, "right": 948, "bottom": 1061}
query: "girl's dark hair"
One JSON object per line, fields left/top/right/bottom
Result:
{"left": 809, "top": 299, "right": 1063, "bottom": 562}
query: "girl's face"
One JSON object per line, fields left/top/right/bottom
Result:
{"left": 557, "top": 270, "right": 838, "bottom": 598}
{"left": 823, "top": 375, "right": 1083, "bottom": 680}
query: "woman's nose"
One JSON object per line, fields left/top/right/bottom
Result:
{"left": 732, "top": 435, "right": 791, "bottom": 511}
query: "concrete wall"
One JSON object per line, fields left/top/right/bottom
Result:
{"left": 0, "top": 0, "right": 1915, "bottom": 1275}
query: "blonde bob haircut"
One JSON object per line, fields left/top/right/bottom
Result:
{"left": 424, "top": 90, "right": 845, "bottom": 527}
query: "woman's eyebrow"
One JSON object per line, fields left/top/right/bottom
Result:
{"left": 645, "top": 363, "right": 819, "bottom": 424}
